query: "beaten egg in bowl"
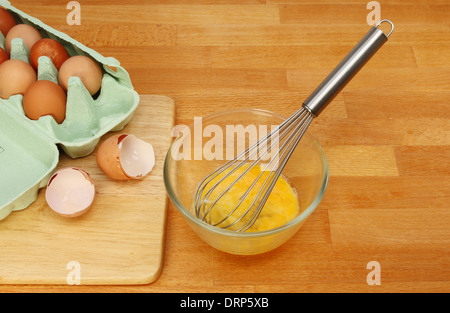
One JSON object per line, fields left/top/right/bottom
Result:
{"left": 194, "top": 163, "right": 300, "bottom": 232}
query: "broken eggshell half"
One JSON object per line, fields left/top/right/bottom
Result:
{"left": 96, "top": 134, "right": 155, "bottom": 180}
{"left": 45, "top": 167, "right": 95, "bottom": 218}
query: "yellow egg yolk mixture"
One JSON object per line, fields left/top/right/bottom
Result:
{"left": 196, "top": 164, "right": 300, "bottom": 232}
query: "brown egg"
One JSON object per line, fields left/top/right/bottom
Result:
{"left": 58, "top": 55, "right": 103, "bottom": 96}
{"left": 0, "top": 47, "right": 8, "bottom": 65}
{"left": 5, "top": 24, "right": 42, "bottom": 53}
{"left": 23, "top": 80, "right": 67, "bottom": 124}
{"left": 0, "top": 7, "right": 17, "bottom": 37}
{"left": 29, "top": 38, "right": 70, "bottom": 71}
{"left": 0, "top": 59, "right": 36, "bottom": 99}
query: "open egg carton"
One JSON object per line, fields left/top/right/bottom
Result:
{"left": 0, "top": 0, "right": 140, "bottom": 220}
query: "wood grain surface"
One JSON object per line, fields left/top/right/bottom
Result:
{"left": 1, "top": 0, "right": 449, "bottom": 292}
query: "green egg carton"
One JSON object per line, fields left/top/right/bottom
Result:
{"left": 0, "top": 0, "right": 140, "bottom": 220}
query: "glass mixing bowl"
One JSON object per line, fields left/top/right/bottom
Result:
{"left": 164, "top": 108, "right": 328, "bottom": 255}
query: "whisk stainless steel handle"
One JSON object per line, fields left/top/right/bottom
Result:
{"left": 194, "top": 20, "right": 394, "bottom": 232}
{"left": 304, "top": 20, "right": 394, "bottom": 116}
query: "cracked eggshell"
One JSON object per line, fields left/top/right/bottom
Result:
{"left": 45, "top": 167, "right": 95, "bottom": 218}
{"left": 96, "top": 134, "right": 155, "bottom": 180}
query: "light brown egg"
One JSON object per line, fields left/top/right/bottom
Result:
{"left": 58, "top": 55, "right": 103, "bottom": 96}
{"left": 23, "top": 80, "right": 67, "bottom": 124}
{"left": 0, "top": 59, "right": 36, "bottom": 99}
{"left": 5, "top": 24, "right": 42, "bottom": 53}
{"left": 96, "top": 134, "right": 155, "bottom": 181}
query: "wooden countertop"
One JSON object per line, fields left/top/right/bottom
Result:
{"left": 2, "top": 0, "right": 449, "bottom": 292}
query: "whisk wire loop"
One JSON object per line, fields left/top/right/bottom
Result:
{"left": 194, "top": 107, "right": 307, "bottom": 219}
{"left": 194, "top": 107, "right": 315, "bottom": 231}
{"left": 235, "top": 110, "right": 314, "bottom": 231}
{"left": 213, "top": 108, "right": 312, "bottom": 230}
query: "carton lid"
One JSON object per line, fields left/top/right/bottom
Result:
{"left": 0, "top": 106, "right": 59, "bottom": 219}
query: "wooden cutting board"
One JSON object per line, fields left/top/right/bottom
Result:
{"left": 0, "top": 95, "right": 175, "bottom": 285}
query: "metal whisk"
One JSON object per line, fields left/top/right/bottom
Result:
{"left": 194, "top": 20, "right": 394, "bottom": 232}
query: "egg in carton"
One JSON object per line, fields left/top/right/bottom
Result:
{"left": 0, "top": 0, "right": 140, "bottom": 220}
